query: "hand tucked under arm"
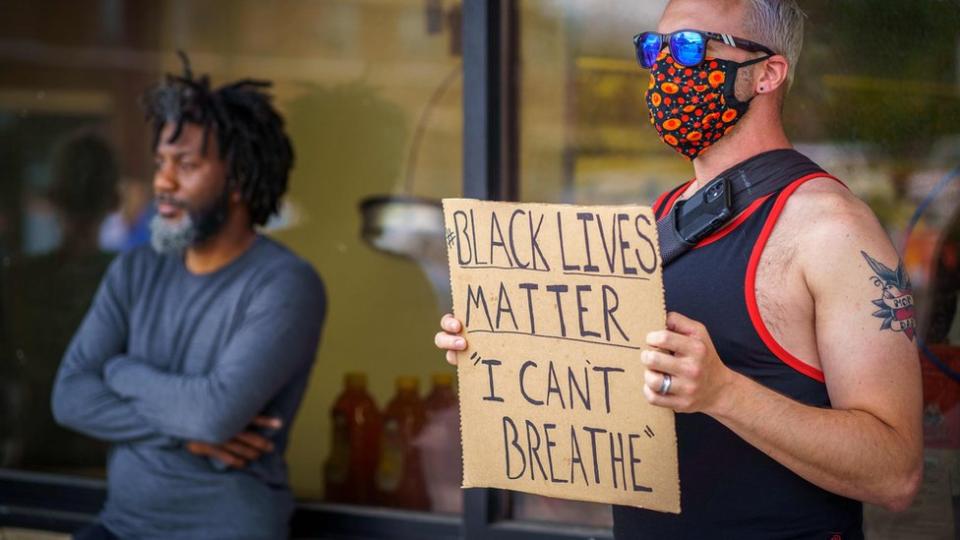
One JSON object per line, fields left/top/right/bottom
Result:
{"left": 185, "top": 415, "right": 283, "bottom": 469}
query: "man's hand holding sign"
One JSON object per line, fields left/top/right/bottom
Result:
{"left": 642, "top": 313, "right": 733, "bottom": 414}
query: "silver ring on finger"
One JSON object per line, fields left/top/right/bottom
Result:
{"left": 658, "top": 373, "right": 672, "bottom": 395}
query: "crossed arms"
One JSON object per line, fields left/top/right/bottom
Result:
{"left": 51, "top": 256, "right": 325, "bottom": 460}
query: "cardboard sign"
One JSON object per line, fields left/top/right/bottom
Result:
{"left": 443, "top": 198, "right": 679, "bottom": 513}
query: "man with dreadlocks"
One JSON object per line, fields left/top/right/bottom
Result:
{"left": 51, "top": 54, "right": 326, "bottom": 540}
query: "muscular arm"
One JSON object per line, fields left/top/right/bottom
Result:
{"left": 709, "top": 189, "right": 923, "bottom": 510}
{"left": 643, "top": 183, "right": 922, "bottom": 511}
{"left": 50, "top": 258, "right": 174, "bottom": 446}
{"left": 102, "top": 268, "right": 325, "bottom": 444}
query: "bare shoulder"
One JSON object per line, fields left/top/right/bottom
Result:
{"left": 777, "top": 177, "right": 900, "bottom": 293}
{"left": 778, "top": 177, "right": 888, "bottom": 248}
{"left": 782, "top": 177, "right": 879, "bottom": 232}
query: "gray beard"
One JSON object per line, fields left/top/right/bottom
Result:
{"left": 150, "top": 213, "right": 197, "bottom": 254}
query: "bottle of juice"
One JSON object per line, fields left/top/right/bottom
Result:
{"left": 375, "top": 376, "right": 429, "bottom": 510}
{"left": 418, "top": 372, "right": 463, "bottom": 513}
{"left": 324, "top": 372, "right": 381, "bottom": 505}
{"left": 424, "top": 372, "right": 457, "bottom": 413}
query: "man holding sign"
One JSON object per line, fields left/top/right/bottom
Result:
{"left": 436, "top": 0, "right": 922, "bottom": 537}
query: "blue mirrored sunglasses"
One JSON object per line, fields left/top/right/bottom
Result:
{"left": 633, "top": 29, "right": 776, "bottom": 68}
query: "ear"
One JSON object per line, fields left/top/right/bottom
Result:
{"left": 754, "top": 54, "right": 790, "bottom": 95}
{"left": 225, "top": 182, "right": 243, "bottom": 204}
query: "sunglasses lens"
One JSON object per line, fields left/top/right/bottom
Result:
{"left": 670, "top": 31, "right": 706, "bottom": 66}
{"left": 637, "top": 33, "right": 662, "bottom": 68}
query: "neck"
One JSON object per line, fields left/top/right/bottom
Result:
{"left": 184, "top": 212, "right": 257, "bottom": 274}
{"left": 688, "top": 106, "right": 792, "bottom": 193}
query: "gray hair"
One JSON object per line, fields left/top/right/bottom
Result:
{"left": 150, "top": 212, "right": 197, "bottom": 254}
{"left": 743, "top": 0, "right": 806, "bottom": 88}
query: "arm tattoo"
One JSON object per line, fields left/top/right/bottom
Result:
{"left": 861, "top": 250, "right": 916, "bottom": 341}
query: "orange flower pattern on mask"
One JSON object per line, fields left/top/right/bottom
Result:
{"left": 645, "top": 52, "right": 751, "bottom": 160}
{"left": 708, "top": 71, "right": 726, "bottom": 88}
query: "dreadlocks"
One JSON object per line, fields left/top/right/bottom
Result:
{"left": 142, "top": 52, "right": 294, "bottom": 226}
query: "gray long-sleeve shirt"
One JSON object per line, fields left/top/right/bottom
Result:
{"left": 51, "top": 235, "right": 325, "bottom": 540}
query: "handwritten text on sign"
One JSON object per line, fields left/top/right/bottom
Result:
{"left": 444, "top": 199, "right": 680, "bottom": 513}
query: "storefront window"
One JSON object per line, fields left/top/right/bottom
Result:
{"left": 2, "top": 0, "right": 959, "bottom": 538}
{"left": 0, "top": 0, "right": 463, "bottom": 517}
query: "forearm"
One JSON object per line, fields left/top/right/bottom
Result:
{"left": 51, "top": 367, "right": 176, "bottom": 447}
{"left": 711, "top": 371, "right": 922, "bottom": 511}
{"left": 105, "top": 357, "right": 269, "bottom": 443}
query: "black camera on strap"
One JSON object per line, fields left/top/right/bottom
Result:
{"left": 658, "top": 149, "right": 827, "bottom": 268}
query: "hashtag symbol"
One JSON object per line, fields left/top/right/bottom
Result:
{"left": 445, "top": 229, "right": 456, "bottom": 247}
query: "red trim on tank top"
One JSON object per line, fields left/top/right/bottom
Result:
{"left": 652, "top": 190, "right": 671, "bottom": 216}
{"left": 657, "top": 180, "right": 693, "bottom": 218}
{"left": 694, "top": 194, "right": 773, "bottom": 249}
{"left": 744, "top": 173, "right": 843, "bottom": 383}
{"left": 654, "top": 183, "right": 772, "bottom": 249}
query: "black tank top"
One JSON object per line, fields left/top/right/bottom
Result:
{"left": 612, "top": 154, "right": 864, "bottom": 539}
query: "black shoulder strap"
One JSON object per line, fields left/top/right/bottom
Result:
{"left": 658, "top": 149, "right": 827, "bottom": 268}
{"left": 654, "top": 183, "right": 690, "bottom": 220}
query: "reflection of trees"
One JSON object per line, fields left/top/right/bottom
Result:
{"left": 788, "top": 0, "right": 960, "bottom": 162}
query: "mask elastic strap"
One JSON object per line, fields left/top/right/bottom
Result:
{"left": 737, "top": 53, "right": 772, "bottom": 69}
{"left": 721, "top": 54, "right": 773, "bottom": 108}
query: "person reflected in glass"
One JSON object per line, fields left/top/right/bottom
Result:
{"left": 52, "top": 56, "right": 326, "bottom": 540}
{"left": 435, "top": 1, "right": 922, "bottom": 537}
{"left": 1, "top": 132, "right": 118, "bottom": 470}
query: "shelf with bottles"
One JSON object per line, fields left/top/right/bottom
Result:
{"left": 324, "top": 372, "right": 462, "bottom": 514}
